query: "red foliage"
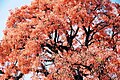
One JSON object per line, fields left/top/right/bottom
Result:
{"left": 0, "top": 0, "right": 120, "bottom": 80}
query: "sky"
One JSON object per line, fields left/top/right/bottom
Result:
{"left": 0, "top": 0, "right": 119, "bottom": 79}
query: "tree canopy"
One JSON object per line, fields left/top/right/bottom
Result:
{"left": 0, "top": 0, "right": 120, "bottom": 80}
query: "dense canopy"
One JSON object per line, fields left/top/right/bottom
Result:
{"left": 0, "top": 0, "right": 120, "bottom": 80}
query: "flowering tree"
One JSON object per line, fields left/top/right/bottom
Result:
{"left": 0, "top": 0, "right": 120, "bottom": 80}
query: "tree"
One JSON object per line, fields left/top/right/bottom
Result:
{"left": 0, "top": 0, "right": 120, "bottom": 80}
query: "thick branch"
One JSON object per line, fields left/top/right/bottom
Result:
{"left": 83, "top": 26, "right": 92, "bottom": 47}
{"left": 73, "top": 63, "right": 93, "bottom": 71}
{"left": 14, "top": 73, "right": 24, "bottom": 80}
{"left": 66, "top": 27, "right": 79, "bottom": 47}
{"left": 0, "top": 70, "right": 4, "bottom": 74}
{"left": 54, "top": 29, "right": 57, "bottom": 46}
{"left": 41, "top": 63, "right": 49, "bottom": 76}
{"left": 74, "top": 67, "right": 83, "bottom": 80}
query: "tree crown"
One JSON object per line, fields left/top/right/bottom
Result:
{"left": 0, "top": 0, "right": 120, "bottom": 80}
